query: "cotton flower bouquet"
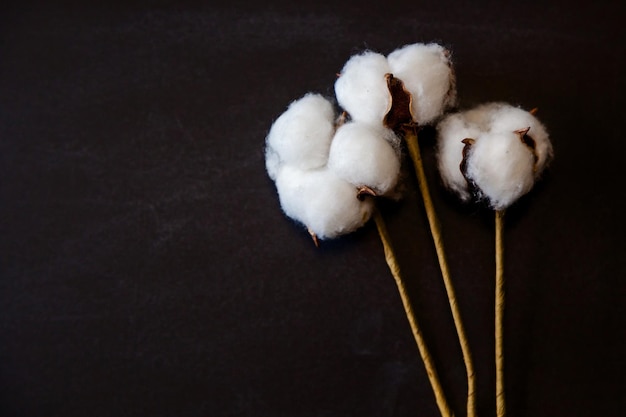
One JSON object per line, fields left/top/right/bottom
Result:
{"left": 264, "top": 42, "right": 552, "bottom": 417}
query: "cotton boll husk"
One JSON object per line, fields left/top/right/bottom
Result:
{"left": 327, "top": 122, "right": 401, "bottom": 196}
{"left": 465, "top": 131, "right": 537, "bottom": 210}
{"left": 387, "top": 43, "right": 457, "bottom": 125}
{"left": 436, "top": 112, "right": 482, "bottom": 201}
{"left": 334, "top": 51, "right": 391, "bottom": 124}
{"left": 275, "top": 166, "right": 374, "bottom": 240}
{"left": 265, "top": 93, "right": 336, "bottom": 172}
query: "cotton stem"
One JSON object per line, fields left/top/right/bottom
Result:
{"left": 404, "top": 126, "right": 476, "bottom": 417}
{"left": 495, "top": 209, "right": 505, "bottom": 417}
{"left": 373, "top": 209, "right": 454, "bottom": 417}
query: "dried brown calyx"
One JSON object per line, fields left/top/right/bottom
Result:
{"left": 356, "top": 185, "right": 377, "bottom": 201}
{"left": 383, "top": 73, "right": 416, "bottom": 132}
{"left": 335, "top": 110, "right": 348, "bottom": 128}
{"left": 515, "top": 126, "right": 539, "bottom": 169}
{"left": 460, "top": 138, "right": 479, "bottom": 194}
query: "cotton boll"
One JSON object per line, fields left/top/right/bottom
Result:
{"left": 436, "top": 102, "right": 553, "bottom": 209}
{"left": 464, "top": 131, "right": 537, "bottom": 210}
{"left": 327, "top": 122, "right": 401, "bottom": 195}
{"left": 265, "top": 93, "right": 336, "bottom": 173}
{"left": 387, "top": 43, "right": 457, "bottom": 125}
{"left": 335, "top": 51, "right": 392, "bottom": 124}
{"left": 436, "top": 112, "right": 482, "bottom": 201}
{"left": 275, "top": 166, "right": 375, "bottom": 240}
{"left": 488, "top": 104, "right": 553, "bottom": 174}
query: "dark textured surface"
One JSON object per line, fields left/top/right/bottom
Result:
{"left": 1, "top": 1, "right": 625, "bottom": 416}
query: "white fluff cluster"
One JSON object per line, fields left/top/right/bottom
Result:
{"left": 328, "top": 122, "right": 402, "bottom": 194}
{"left": 436, "top": 102, "right": 553, "bottom": 210}
{"left": 265, "top": 93, "right": 402, "bottom": 240}
{"left": 266, "top": 43, "right": 460, "bottom": 240}
{"left": 335, "top": 42, "right": 457, "bottom": 125}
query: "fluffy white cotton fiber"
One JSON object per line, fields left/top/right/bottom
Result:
{"left": 387, "top": 43, "right": 457, "bottom": 125}
{"left": 487, "top": 103, "right": 552, "bottom": 170}
{"left": 265, "top": 93, "right": 336, "bottom": 179}
{"left": 435, "top": 112, "right": 482, "bottom": 200}
{"left": 464, "top": 131, "right": 536, "bottom": 209}
{"left": 275, "top": 166, "right": 375, "bottom": 240}
{"left": 436, "top": 102, "right": 553, "bottom": 210}
{"left": 328, "top": 122, "right": 401, "bottom": 195}
{"left": 266, "top": 42, "right": 463, "bottom": 240}
{"left": 264, "top": 145, "right": 282, "bottom": 182}
{"left": 334, "top": 51, "right": 392, "bottom": 124}
{"left": 265, "top": 93, "right": 402, "bottom": 241}
{"left": 334, "top": 42, "right": 456, "bottom": 126}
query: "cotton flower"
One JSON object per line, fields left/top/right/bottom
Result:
{"left": 437, "top": 103, "right": 553, "bottom": 417}
{"left": 335, "top": 46, "right": 476, "bottom": 417}
{"left": 334, "top": 42, "right": 457, "bottom": 127}
{"left": 265, "top": 93, "right": 402, "bottom": 241}
{"left": 436, "top": 102, "right": 553, "bottom": 210}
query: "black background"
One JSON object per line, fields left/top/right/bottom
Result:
{"left": 1, "top": 1, "right": 625, "bottom": 416}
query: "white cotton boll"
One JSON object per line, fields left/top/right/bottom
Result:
{"left": 436, "top": 102, "right": 553, "bottom": 209}
{"left": 275, "top": 166, "right": 374, "bottom": 240}
{"left": 327, "top": 122, "right": 401, "bottom": 195}
{"left": 487, "top": 104, "right": 553, "bottom": 175}
{"left": 387, "top": 43, "right": 457, "bottom": 125}
{"left": 436, "top": 112, "right": 482, "bottom": 201}
{"left": 334, "top": 51, "right": 392, "bottom": 124}
{"left": 465, "top": 131, "right": 537, "bottom": 210}
{"left": 265, "top": 93, "right": 336, "bottom": 173}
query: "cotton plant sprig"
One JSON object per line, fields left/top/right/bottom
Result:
{"left": 436, "top": 102, "right": 553, "bottom": 417}
{"left": 336, "top": 42, "right": 477, "bottom": 417}
{"left": 265, "top": 92, "right": 455, "bottom": 417}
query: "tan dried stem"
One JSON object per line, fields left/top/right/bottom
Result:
{"left": 373, "top": 209, "right": 454, "bottom": 417}
{"left": 495, "top": 209, "right": 505, "bottom": 417}
{"left": 307, "top": 228, "right": 320, "bottom": 248}
{"left": 404, "top": 125, "right": 477, "bottom": 417}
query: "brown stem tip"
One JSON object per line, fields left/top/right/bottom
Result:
{"left": 356, "top": 185, "right": 378, "bottom": 201}
{"left": 336, "top": 111, "right": 348, "bottom": 127}
{"left": 307, "top": 227, "right": 319, "bottom": 248}
{"left": 515, "top": 127, "right": 539, "bottom": 168}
